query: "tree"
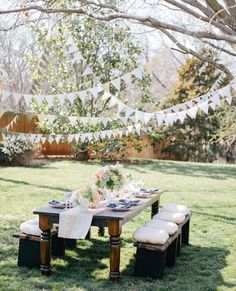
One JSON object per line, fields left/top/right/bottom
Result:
{"left": 149, "top": 49, "right": 233, "bottom": 162}
{"left": 0, "top": 1, "right": 236, "bottom": 79}
{"left": 26, "top": 16, "right": 150, "bottom": 159}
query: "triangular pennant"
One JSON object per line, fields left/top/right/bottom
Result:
{"left": 58, "top": 95, "right": 66, "bottom": 107}
{"left": 209, "top": 102, "right": 216, "bottom": 110}
{"left": 40, "top": 136, "right": 47, "bottom": 144}
{"left": 1, "top": 91, "right": 11, "bottom": 102}
{"left": 101, "top": 117, "right": 109, "bottom": 127}
{"left": 156, "top": 114, "right": 164, "bottom": 126}
{"left": 187, "top": 106, "right": 198, "bottom": 119}
{"left": 111, "top": 78, "right": 121, "bottom": 91}
{"left": 87, "top": 133, "right": 93, "bottom": 141}
{"left": 102, "top": 82, "right": 110, "bottom": 93}
{"left": 47, "top": 135, "right": 54, "bottom": 144}
{"left": 73, "top": 51, "right": 83, "bottom": 62}
{"left": 74, "top": 134, "right": 80, "bottom": 142}
{"left": 55, "top": 134, "right": 62, "bottom": 144}
{"left": 100, "top": 131, "right": 107, "bottom": 139}
{"left": 220, "top": 85, "right": 231, "bottom": 98}
{"left": 78, "top": 91, "right": 87, "bottom": 105}
{"left": 132, "top": 68, "right": 143, "bottom": 80}
{"left": 47, "top": 115, "right": 56, "bottom": 123}
{"left": 210, "top": 92, "right": 221, "bottom": 106}
{"left": 125, "top": 106, "right": 134, "bottom": 118}
{"left": 82, "top": 66, "right": 93, "bottom": 77}
{"left": 178, "top": 111, "right": 187, "bottom": 123}
{"left": 185, "top": 100, "right": 193, "bottom": 108}
{"left": 68, "top": 43, "right": 78, "bottom": 54}
{"left": 225, "top": 96, "right": 233, "bottom": 105}
{"left": 35, "top": 95, "right": 44, "bottom": 107}
{"left": 122, "top": 73, "right": 132, "bottom": 86}
{"left": 198, "top": 102, "right": 209, "bottom": 114}
{"left": 89, "top": 86, "right": 99, "bottom": 99}
{"left": 69, "top": 116, "right": 77, "bottom": 126}
{"left": 135, "top": 111, "right": 145, "bottom": 122}
{"left": 68, "top": 134, "right": 74, "bottom": 143}
{"left": 144, "top": 113, "right": 153, "bottom": 124}
{"left": 67, "top": 92, "right": 76, "bottom": 104}
{"left": 120, "top": 116, "right": 128, "bottom": 125}
{"left": 46, "top": 95, "right": 54, "bottom": 107}
{"left": 106, "top": 130, "right": 113, "bottom": 138}
{"left": 24, "top": 94, "right": 33, "bottom": 108}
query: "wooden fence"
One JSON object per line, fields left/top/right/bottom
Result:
{"left": 0, "top": 113, "right": 173, "bottom": 159}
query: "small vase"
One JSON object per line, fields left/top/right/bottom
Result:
{"left": 78, "top": 197, "right": 89, "bottom": 212}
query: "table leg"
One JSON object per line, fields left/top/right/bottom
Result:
{"left": 108, "top": 220, "right": 122, "bottom": 282}
{"left": 151, "top": 199, "right": 160, "bottom": 218}
{"left": 39, "top": 215, "right": 53, "bottom": 275}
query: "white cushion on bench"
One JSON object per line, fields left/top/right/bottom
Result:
{"left": 161, "top": 204, "right": 190, "bottom": 216}
{"left": 133, "top": 227, "right": 169, "bottom": 245}
{"left": 144, "top": 219, "right": 178, "bottom": 235}
{"left": 20, "top": 219, "right": 41, "bottom": 236}
{"left": 153, "top": 211, "right": 185, "bottom": 224}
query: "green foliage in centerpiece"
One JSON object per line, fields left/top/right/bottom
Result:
{"left": 95, "top": 163, "right": 125, "bottom": 191}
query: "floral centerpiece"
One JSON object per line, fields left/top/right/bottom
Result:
{"left": 95, "top": 163, "right": 125, "bottom": 191}
{"left": 71, "top": 185, "right": 100, "bottom": 209}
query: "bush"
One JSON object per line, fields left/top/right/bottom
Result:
{"left": 0, "top": 135, "right": 34, "bottom": 166}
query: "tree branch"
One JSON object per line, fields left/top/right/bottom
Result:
{"left": 160, "top": 29, "right": 234, "bottom": 80}
{"left": 202, "top": 40, "right": 236, "bottom": 56}
{"left": 0, "top": 5, "right": 236, "bottom": 43}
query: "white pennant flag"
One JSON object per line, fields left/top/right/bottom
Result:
{"left": 187, "top": 106, "right": 198, "bottom": 119}
{"left": 225, "top": 95, "right": 233, "bottom": 105}
{"left": 68, "top": 134, "right": 74, "bottom": 143}
{"left": 87, "top": 133, "right": 93, "bottom": 141}
{"left": 132, "top": 68, "right": 143, "bottom": 80}
{"left": 67, "top": 93, "right": 76, "bottom": 104}
{"left": 68, "top": 43, "right": 78, "bottom": 54}
{"left": 120, "top": 116, "right": 128, "bottom": 125}
{"left": 1, "top": 91, "right": 11, "bottom": 102}
{"left": 58, "top": 95, "right": 66, "bottom": 107}
{"left": 106, "top": 130, "right": 113, "bottom": 138}
{"left": 90, "top": 117, "right": 98, "bottom": 126}
{"left": 127, "top": 125, "right": 133, "bottom": 133}
{"left": 80, "top": 134, "right": 86, "bottom": 142}
{"left": 93, "top": 132, "right": 100, "bottom": 141}
{"left": 47, "top": 115, "right": 56, "bottom": 123}
{"left": 164, "top": 113, "right": 176, "bottom": 126}
{"left": 13, "top": 93, "right": 22, "bottom": 105}
{"left": 74, "top": 134, "right": 80, "bottom": 142}
{"left": 78, "top": 91, "right": 87, "bottom": 105}
{"left": 73, "top": 51, "right": 83, "bottom": 62}
{"left": 117, "top": 101, "right": 126, "bottom": 113}
{"left": 102, "top": 82, "right": 110, "bottom": 93}
{"left": 185, "top": 100, "right": 193, "bottom": 108}
{"left": 24, "top": 94, "right": 33, "bottom": 108}
{"left": 46, "top": 95, "right": 54, "bottom": 107}
{"left": 220, "top": 85, "right": 231, "bottom": 98}
{"left": 69, "top": 116, "right": 77, "bottom": 126}
{"left": 82, "top": 66, "right": 93, "bottom": 77}
{"left": 210, "top": 92, "right": 221, "bottom": 106}
{"left": 156, "top": 114, "right": 164, "bottom": 126}
{"left": 40, "top": 136, "right": 47, "bottom": 144}
{"left": 36, "top": 95, "right": 44, "bottom": 107}
{"left": 125, "top": 106, "right": 134, "bottom": 118}
{"left": 90, "top": 86, "right": 99, "bottom": 99}
{"left": 100, "top": 131, "right": 107, "bottom": 139}
{"left": 144, "top": 113, "right": 152, "bottom": 124}
{"left": 200, "top": 94, "right": 208, "bottom": 102}
{"left": 209, "top": 102, "right": 216, "bottom": 110}
{"left": 55, "top": 134, "right": 62, "bottom": 144}
{"left": 101, "top": 117, "right": 109, "bottom": 127}
{"left": 47, "top": 135, "right": 54, "bottom": 144}
{"left": 198, "top": 102, "right": 209, "bottom": 114}
{"left": 111, "top": 78, "right": 121, "bottom": 91}
{"left": 178, "top": 111, "right": 187, "bottom": 123}
{"left": 122, "top": 73, "right": 132, "bottom": 86}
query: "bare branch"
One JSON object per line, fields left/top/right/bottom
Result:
{"left": 202, "top": 40, "right": 236, "bottom": 56}
{"left": 0, "top": 5, "right": 236, "bottom": 43}
{"left": 160, "top": 29, "right": 234, "bottom": 80}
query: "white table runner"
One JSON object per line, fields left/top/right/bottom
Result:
{"left": 58, "top": 205, "right": 105, "bottom": 240}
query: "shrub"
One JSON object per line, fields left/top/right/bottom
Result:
{"left": 0, "top": 135, "right": 34, "bottom": 166}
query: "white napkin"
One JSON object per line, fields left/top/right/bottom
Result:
{"left": 58, "top": 207, "right": 93, "bottom": 239}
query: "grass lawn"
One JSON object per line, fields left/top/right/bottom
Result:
{"left": 0, "top": 159, "right": 236, "bottom": 291}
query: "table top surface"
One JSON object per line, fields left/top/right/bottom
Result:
{"left": 33, "top": 190, "right": 164, "bottom": 223}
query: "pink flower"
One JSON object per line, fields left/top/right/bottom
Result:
{"left": 95, "top": 168, "right": 105, "bottom": 180}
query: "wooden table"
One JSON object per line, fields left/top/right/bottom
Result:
{"left": 33, "top": 191, "right": 163, "bottom": 281}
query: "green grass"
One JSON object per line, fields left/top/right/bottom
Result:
{"left": 0, "top": 159, "right": 236, "bottom": 291}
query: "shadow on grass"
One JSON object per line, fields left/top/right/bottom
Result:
{"left": 1, "top": 233, "right": 235, "bottom": 290}
{"left": 123, "top": 159, "right": 236, "bottom": 180}
{"left": 0, "top": 177, "right": 71, "bottom": 192}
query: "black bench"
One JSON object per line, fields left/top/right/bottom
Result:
{"left": 13, "top": 232, "right": 66, "bottom": 268}
{"left": 134, "top": 213, "right": 191, "bottom": 278}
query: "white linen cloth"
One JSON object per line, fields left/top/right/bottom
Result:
{"left": 58, "top": 206, "right": 104, "bottom": 239}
